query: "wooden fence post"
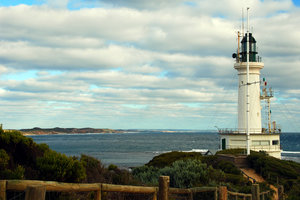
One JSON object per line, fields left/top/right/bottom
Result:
{"left": 25, "top": 185, "right": 46, "bottom": 200}
{"left": 0, "top": 180, "right": 6, "bottom": 200}
{"left": 251, "top": 184, "right": 260, "bottom": 200}
{"left": 219, "top": 186, "right": 227, "bottom": 200}
{"left": 188, "top": 189, "right": 193, "bottom": 200}
{"left": 278, "top": 185, "right": 284, "bottom": 200}
{"left": 153, "top": 188, "right": 158, "bottom": 200}
{"left": 158, "top": 176, "right": 169, "bottom": 200}
{"left": 95, "top": 183, "right": 101, "bottom": 200}
{"left": 214, "top": 188, "right": 218, "bottom": 200}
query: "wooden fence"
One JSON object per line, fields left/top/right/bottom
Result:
{"left": 0, "top": 177, "right": 282, "bottom": 200}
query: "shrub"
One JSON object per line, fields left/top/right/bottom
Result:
{"left": 134, "top": 159, "right": 225, "bottom": 188}
{"left": 132, "top": 165, "right": 160, "bottom": 185}
{"left": 108, "top": 164, "right": 118, "bottom": 171}
{"left": 288, "top": 178, "right": 300, "bottom": 200}
{"left": 0, "top": 149, "right": 25, "bottom": 179}
{"left": 215, "top": 160, "right": 241, "bottom": 175}
{"left": 247, "top": 152, "right": 300, "bottom": 181}
{"left": 0, "top": 149, "right": 9, "bottom": 168}
{"left": 146, "top": 151, "right": 203, "bottom": 168}
{"left": 80, "top": 154, "right": 108, "bottom": 183}
{"left": 216, "top": 148, "right": 246, "bottom": 155}
{"left": 36, "top": 150, "right": 86, "bottom": 182}
{"left": 0, "top": 129, "right": 44, "bottom": 171}
{"left": 224, "top": 173, "right": 248, "bottom": 185}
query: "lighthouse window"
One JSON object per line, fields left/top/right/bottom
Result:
{"left": 272, "top": 140, "right": 279, "bottom": 145}
{"left": 251, "top": 43, "right": 256, "bottom": 52}
{"left": 242, "top": 43, "right": 247, "bottom": 52}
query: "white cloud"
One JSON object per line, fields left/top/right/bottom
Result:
{"left": 0, "top": 1, "right": 300, "bottom": 130}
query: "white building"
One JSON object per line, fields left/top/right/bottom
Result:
{"left": 219, "top": 31, "right": 282, "bottom": 159}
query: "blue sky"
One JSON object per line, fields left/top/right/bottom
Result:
{"left": 0, "top": 0, "right": 43, "bottom": 6}
{"left": 293, "top": 0, "right": 300, "bottom": 6}
{"left": 0, "top": 0, "right": 300, "bottom": 131}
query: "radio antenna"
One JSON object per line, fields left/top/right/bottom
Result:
{"left": 242, "top": 8, "right": 245, "bottom": 36}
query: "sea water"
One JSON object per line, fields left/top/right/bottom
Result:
{"left": 28, "top": 131, "right": 300, "bottom": 168}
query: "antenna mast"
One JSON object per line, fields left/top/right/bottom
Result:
{"left": 246, "top": 7, "right": 250, "bottom": 155}
{"left": 242, "top": 8, "right": 244, "bottom": 36}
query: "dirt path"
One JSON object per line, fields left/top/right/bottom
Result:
{"left": 240, "top": 168, "right": 278, "bottom": 200}
{"left": 240, "top": 168, "right": 265, "bottom": 183}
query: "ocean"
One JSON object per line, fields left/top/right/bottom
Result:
{"left": 28, "top": 131, "right": 300, "bottom": 168}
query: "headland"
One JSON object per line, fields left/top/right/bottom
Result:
{"left": 19, "top": 127, "right": 124, "bottom": 135}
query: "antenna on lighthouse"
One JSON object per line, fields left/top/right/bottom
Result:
{"left": 246, "top": 7, "right": 250, "bottom": 155}
{"left": 242, "top": 8, "right": 245, "bottom": 36}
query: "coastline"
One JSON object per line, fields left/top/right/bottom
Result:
{"left": 18, "top": 127, "right": 124, "bottom": 136}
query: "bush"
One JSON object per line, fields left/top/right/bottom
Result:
{"left": 0, "top": 149, "right": 9, "bottom": 168}
{"left": 36, "top": 150, "right": 86, "bottom": 182}
{"left": 134, "top": 159, "right": 225, "bottom": 188}
{"left": 224, "top": 173, "right": 248, "bottom": 185}
{"left": 80, "top": 154, "right": 108, "bottom": 183}
{"left": 0, "top": 129, "right": 45, "bottom": 174}
{"left": 132, "top": 165, "right": 160, "bottom": 185}
{"left": 215, "top": 160, "right": 241, "bottom": 175}
{"left": 216, "top": 148, "right": 246, "bottom": 155}
{"left": 288, "top": 178, "right": 300, "bottom": 200}
{"left": 161, "top": 159, "right": 210, "bottom": 188}
{"left": 146, "top": 151, "right": 203, "bottom": 168}
{"left": 0, "top": 149, "right": 25, "bottom": 179}
{"left": 0, "top": 127, "right": 88, "bottom": 182}
{"left": 247, "top": 152, "right": 300, "bottom": 181}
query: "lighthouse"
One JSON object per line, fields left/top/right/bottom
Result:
{"left": 235, "top": 33, "right": 263, "bottom": 134}
{"left": 218, "top": 10, "right": 282, "bottom": 159}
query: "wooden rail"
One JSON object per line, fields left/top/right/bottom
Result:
{"left": 259, "top": 191, "right": 270, "bottom": 200}
{"left": 1, "top": 179, "right": 158, "bottom": 200}
{"left": 226, "top": 184, "right": 273, "bottom": 200}
{"left": 228, "top": 190, "right": 252, "bottom": 200}
{"left": 0, "top": 178, "right": 281, "bottom": 200}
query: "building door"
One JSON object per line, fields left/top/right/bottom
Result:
{"left": 222, "top": 138, "right": 226, "bottom": 150}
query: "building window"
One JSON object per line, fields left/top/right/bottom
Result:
{"left": 272, "top": 140, "right": 279, "bottom": 145}
{"left": 252, "top": 140, "right": 270, "bottom": 146}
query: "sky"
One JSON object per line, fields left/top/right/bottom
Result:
{"left": 0, "top": 0, "right": 300, "bottom": 131}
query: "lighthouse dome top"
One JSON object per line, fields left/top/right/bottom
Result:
{"left": 240, "top": 33, "right": 260, "bottom": 62}
{"left": 241, "top": 33, "right": 256, "bottom": 43}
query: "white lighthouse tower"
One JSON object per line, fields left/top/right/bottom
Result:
{"left": 219, "top": 10, "right": 282, "bottom": 159}
{"left": 236, "top": 33, "right": 264, "bottom": 133}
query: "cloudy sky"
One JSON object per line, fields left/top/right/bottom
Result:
{"left": 0, "top": 0, "right": 300, "bottom": 131}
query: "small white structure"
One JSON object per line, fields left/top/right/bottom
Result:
{"left": 219, "top": 18, "right": 281, "bottom": 159}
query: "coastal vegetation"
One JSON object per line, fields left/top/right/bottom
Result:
{"left": 247, "top": 151, "right": 300, "bottom": 199}
{"left": 215, "top": 148, "right": 300, "bottom": 198}
{"left": 1, "top": 127, "right": 300, "bottom": 199}
{"left": 0, "top": 128, "right": 86, "bottom": 182}
{"left": 19, "top": 127, "right": 123, "bottom": 135}
{"left": 134, "top": 151, "right": 253, "bottom": 193}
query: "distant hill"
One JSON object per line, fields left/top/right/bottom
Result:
{"left": 19, "top": 127, "right": 124, "bottom": 135}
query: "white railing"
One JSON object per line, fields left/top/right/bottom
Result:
{"left": 218, "top": 128, "right": 262, "bottom": 134}
{"left": 218, "top": 128, "right": 281, "bottom": 134}
{"left": 226, "top": 145, "right": 281, "bottom": 151}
